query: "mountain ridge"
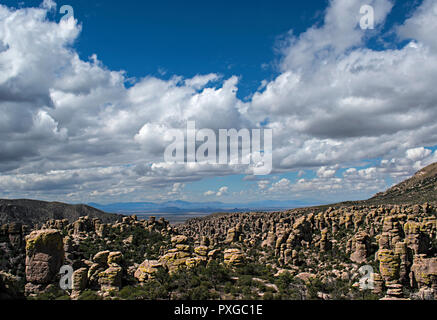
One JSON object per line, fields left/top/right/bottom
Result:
{"left": 0, "top": 198, "right": 120, "bottom": 226}
{"left": 368, "top": 162, "right": 437, "bottom": 204}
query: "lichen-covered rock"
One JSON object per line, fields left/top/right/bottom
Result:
{"left": 382, "top": 283, "right": 405, "bottom": 300}
{"left": 93, "top": 251, "right": 110, "bottom": 265}
{"left": 7, "top": 222, "right": 23, "bottom": 248}
{"left": 98, "top": 266, "right": 122, "bottom": 293}
{"left": 411, "top": 255, "right": 437, "bottom": 292}
{"left": 175, "top": 244, "right": 190, "bottom": 252}
{"left": 87, "top": 251, "right": 110, "bottom": 288}
{"left": 378, "top": 249, "right": 400, "bottom": 284}
{"left": 134, "top": 260, "right": 164, "bottom": 282}
{"left": 224, "top": 248, "right": 245, "bottom": 268}
{"left": 71, "top": 267, "right": 88, "bottom": 299}
{"left": 194, "top": 245, "right": 208, "bottom": 257}
{"left": 224, "top": 224, "right": 242, "bottom": 244}
{"left": 107, "top": 251, "right": 123, "bottom": 266}
{"left": 72, "top": 216, "right": 94, "bottom": 236}
{"left": 372, "top": 273, "right": 384, "bottom": 294}
{"left": 159, "top": 253, "right": 188, "bottom": 272}
{"left": 25, "top": 229, "right": 64, "bottom": 290}
{"left": 200, "top": 236, "right": 210, "bottom": 247}
{"left": 73, "top": 267, "right": 88, "bottom": 290}
{"left": 404, "top": 221, "right": 428, "bottom": 255}
{"left": 394, "top": 241, "right": 410, "bottom": 284}
{"left": 207, "top": 249, "right": 220, "bottom": 261}
{"left": 171, "top": 235, "right": 188, "bottom": 245}
{"left": 295, "top": 272, "right": 316, "bottom": 284}
{"left": 88, "top": 263, "right": 106, "bottom": 288}
{"left": 95, "top": 223, "right": 109, "bottom": 237}
{"left": 185, "top": 257, "right": 205, "bottom": 268}
{"left": 319, "top": 228, "right": 331, "bottom": 252}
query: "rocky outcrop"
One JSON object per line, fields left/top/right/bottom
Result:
{"left": 71, "top": 267, "right": 88, "bottom": 299}
{"left": 98, "top": 265, "right": 123, "bottom": 295}
{"left": 176, "top": 200, "right": 436, "bottom": 300}
{"left": 318, "top": 228, "right": 331, "bottom": 252}
{"left": 224, "top": 224, "right": 242, "bottom": 244}
{"left": 159, "top": 235, "right": 203, "bottom": 273}
{"left": 410, "top": 255, "right": 437, "bottom": 299}
{"left": 349, "top": 231, "right": 370, "bottom": 264}
{"left": 88, "top": 251, "right": 110, "bottom": 288}
{"left": 378, "top": 249, "right": 400, "bottom": 285}
{"left": 134, "top": 260, "right": 164, "bottom": 282}
{"left": 404, "top": 220, "right": 429, "bottom": 255}
{"left": 83, "top": 250, "right": 125, "bottom": 295}
{"left": 224, "top": 248, "right": 245, "bottom": 268}
{"left": 0, "top": 223, "right": 27, "bottom": 248}
{"left": 24, "top": 229, "right": 64, "bottom": 295}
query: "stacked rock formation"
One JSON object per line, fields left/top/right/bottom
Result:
{"left": 176, "top": 202, "right": 437, "bottom": 299}
{"left": 224, "top": 248, "right": 245, "bottom": 268}
{"left": 158, "top": 235, "right": 215, "bottom": 272}
{"left": 349, "top": 231, "right": 370, "bottom": 264}
{"left": 24, "top": 229, "right": 64, "bottom": 296}
{"left": 134, "top": 260, "right": 164, "bottom": 282}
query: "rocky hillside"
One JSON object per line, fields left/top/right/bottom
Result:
{"left": 369, "top": 162, "right": 437, "bottom": 204}
{"left": 0, "top": 199, "right": 120, "bottom": 227}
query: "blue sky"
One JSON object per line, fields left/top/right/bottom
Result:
{"left": 0, "top": 0, "right": 437, "bottom": 205}
{"left": 62, "top": 0, "right": 326, "bottom": 99}
{"left": 9, "top": 0, "right": 331, "bottom": 98}
{"left": 7, "top": 0, "right": 421, "bottom": 96}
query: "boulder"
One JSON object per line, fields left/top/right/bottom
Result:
{"left": 107, "top": 251, "right": 123, "bottom": 266}
{"left": 25, "top": 229, "right": 64, "bottom": 292}
{"left": 223, "top": 248, "right": 245, "bottom": 268}
{"left": 98, "top": 266, "right": 122, "bottom": 293}
{"left": 134, "top": 260, "right": 164, "bottom": 282}
{"left": 71, "top": 267, "right": 88, "bottom": 300}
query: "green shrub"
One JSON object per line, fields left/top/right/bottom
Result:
{"left": 78, "top": 290, "right": 102, "bottom": 300}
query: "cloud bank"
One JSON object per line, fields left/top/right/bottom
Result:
{"left": 1, "top": 0, "right": 437, "bottom": 203}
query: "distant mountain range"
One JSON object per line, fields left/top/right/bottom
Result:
{"left": 87, "top": 199, "right": 319, "bottom": 214}
{"left": 89, "top": 162, "right": 437, "bottom": 214}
